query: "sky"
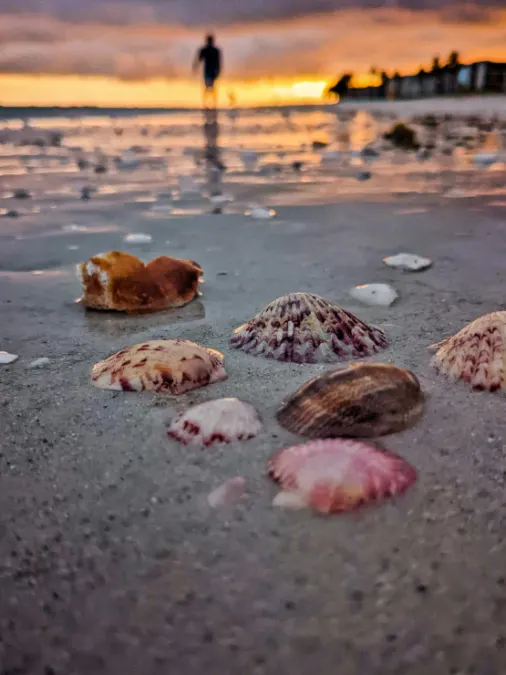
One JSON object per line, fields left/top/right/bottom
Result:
{"left": 0, "top": 1, "right": 505, "bottom": 107}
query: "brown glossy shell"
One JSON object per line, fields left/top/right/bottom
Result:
{"left": 91, "top": 339, "right": 227, "bottom": 395}
{"left": 430, "top": 311, "right": 506, "bottom": 391}
{"left": 80, "top": 251, "right": 202, "bottom": 313}
{"left": 230, "top": 292, "right": 388, "bottom": 363}
{"left": 276, "top": 362, "right": 424, "bottom": 438}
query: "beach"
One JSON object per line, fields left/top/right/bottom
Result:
{"left": 1, "top": 100, "right": 506, "bottom": 674}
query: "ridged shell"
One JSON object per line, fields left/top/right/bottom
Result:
{"left": 430, "top": 311, "right": 506, "bottom": 391}
{"left": 167, "top": 398, "right": 262, "bottom": 447}
{"left": 269, "top": 438, "right": 417, "bottom": 514}
{"left": 276, "top": 363, "right": 424, "bottom": 438}
{"left": 91, "top": 339, "right": 227, "bottom": 395}
{"left": 79, "top": 251, "right": 202, "bottom": 313}
{"left": 230, "top": 292, "right": 388, "bottom": 363}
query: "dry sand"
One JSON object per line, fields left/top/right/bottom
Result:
{"left": 1, "top": 105, "right": 506, "bottom": 674}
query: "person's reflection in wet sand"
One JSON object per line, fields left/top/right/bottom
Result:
{"left": 202, "top": 107, "right": 225, "bottom": 206}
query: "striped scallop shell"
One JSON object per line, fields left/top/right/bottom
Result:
{"left": 430, "top": 311, "right": 506, "bottom": 391}
{"left": 91, "top": 339, "right": 227, "bottom": 395}
{"left": 269, "top": 439, "right": 417, "bottom": 514}
{"left": 276, "top": 363, "right": 424, "bottom": 438}
{"left": 230, "top": 292, "right": 388, "bottom": 363}
{"left": 168, "top": 398, "right": 262, "bottom": 447}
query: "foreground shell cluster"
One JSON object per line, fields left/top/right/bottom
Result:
{"left": 431, "top": 311, "right": 506, "bottom": 391}
{"left": 91, "top": 339, "right": 226, "bottom": 395}
{"left": 230, "top": 292, "right": 388, "bottom": 363}
{"left": 79, "top": 250, "right": 202, "bottom": 313}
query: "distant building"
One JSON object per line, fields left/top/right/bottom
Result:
{"left": 329, "top": 59, "right": 506, "bottom": 101}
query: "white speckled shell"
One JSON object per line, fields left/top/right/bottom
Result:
{"left": 431, "top": 311, "right": 506, "bottom": 391}
{"left": 168, "top": 398, "right": 262, "bottom": 447}
{"left": 91, "top": 339, "right": 227, "bottom": 395}
{"left": 230, "top": 292, "right": 388, "bottom": 363}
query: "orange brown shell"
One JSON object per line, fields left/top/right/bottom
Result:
{"left": 79, "top": 251, "right": 202, "bottom": 313}
{"left": 276, "top": 362, "right": 424, "bottom": 438}
{"left": 91, "top": 339, "right": 227, "bottom": 395}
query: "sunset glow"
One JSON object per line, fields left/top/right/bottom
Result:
{"left": 0, "top": 5, "right": 505, "bottom": 108}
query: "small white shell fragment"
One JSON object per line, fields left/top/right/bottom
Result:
{"left": 63, "top": 224, "right": 88, "bottom": 232}
{"left": 383, "top": 253, "right": 432, "bottom": 272}
{"left": 123, "top": 233, "right": 152, "bottom": 244}
{"left": 272, "top": 491, "right": 307, "bottom": 510}
{"left": 27, "top": 357, "right": 50, "bottom": 369}
{"left": 349, "top": 283, "right": 398, "bottom": 307}
{"left": 246, "top": 207, "right": 276, "bottom": 220}
{"left": 210, "top": 193, "right": 233, "bottom": 205}
{"left": 67, "top": 245, "right": 80, "bottom": 251}
{"left": 0, "top": 351, "right": 19, "bottom": 365}
{"left": 208, "top": 477, "right": 246, "bottom": 508}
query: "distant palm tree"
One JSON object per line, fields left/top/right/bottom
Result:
{"left": 447, "top": 51, "right": 460, "bottom": 70}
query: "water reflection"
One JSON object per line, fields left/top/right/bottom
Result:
{"left": 82, "top": 299, "right": 206, "bottom": 338}
{"left": 202, "top": 107, "right": 224, "bottom": 199}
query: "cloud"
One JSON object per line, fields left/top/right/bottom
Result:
{"left": 0, "top": 5, "right": 505, "bottom": 82}
{"left": 0, "top": 0, "right": 503, "bottom": 26}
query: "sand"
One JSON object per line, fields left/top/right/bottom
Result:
{"left": 1, "top": 103, "right": 506, "bottom": 674}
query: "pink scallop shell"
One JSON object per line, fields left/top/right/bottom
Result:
{"left": 91, "top": 339, "right": 227, "bottom": 395}
{"left": 269, "top": 439, "right": 416, "bottom": 514}
{"left": 168, "top": 398, "right": 262, "bottom": 447}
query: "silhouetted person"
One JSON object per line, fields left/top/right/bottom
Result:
{"left": 193, "top": 34, "right": 222, "bottom": 108}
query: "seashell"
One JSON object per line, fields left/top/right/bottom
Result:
{"left": 276, "top": 363, "right": 424, "bottom": 438}
{"left": 349, "top": 283, "right": 398, "bottom": 307}
{"left": 230, "top": 292, "right": 388, "bottom": 363}
{"left": 210, "top": 193, "right": 233, "bottom": 205}
{"left": 79, "top": 250, "right": 202, "bottom": 313}
{"left": 91, "top": 339, "right": 227, "bottom": 394}
{"left": 124, "top": 233, "right": 152, "bottom": 244}
{"left": 63, "top": 223, "right": 87, "bottom": 232}
{"left": 0, "top": 351, "right": 19, "bottom": 365}
{"left": 268, "top": 438, "right": 417, "bottom": 514}
{"left": 383, "top": 253, "right": 432, "bottom": 272}
{"left": 27, "top": 357, "right": 50, "bottom": 369}
{"left": 207, "top": 477, "right": 247, "bottom": 508}
{"left": 168, "top": 398, "right": 262, "bottom": 447}
{"left": 145, "top": 256, "right": 202, "bottom": 306}
{"left": 246, "top": 207, "right": 275, "bottom": 220}
{"left": 430, "top": 311, "right": 506, "bottom": 391}
{"left": 272, "top": 491, "right": 307, "bottom": 510}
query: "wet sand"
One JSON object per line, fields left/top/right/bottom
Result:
{"left": 1, "top": 106, "right": 506, "bottom": 674}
